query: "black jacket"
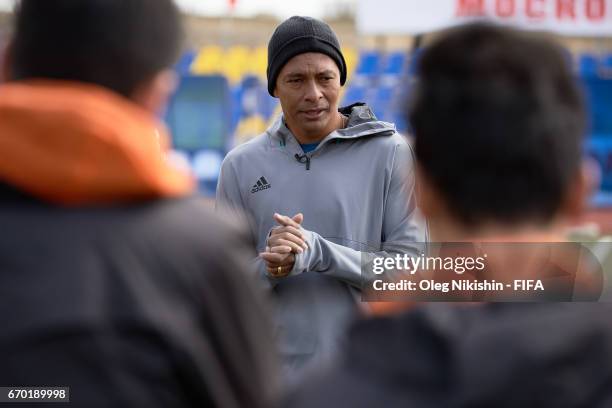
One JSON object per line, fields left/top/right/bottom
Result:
{"left": 285, "top": 303, "right": 612, "bottom": 408}
{"left": 0, "top": 183, "right": 277, "bottom": 408}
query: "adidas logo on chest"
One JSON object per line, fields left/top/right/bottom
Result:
{"left": 251, "top": 176, "right": 271, "bottom": 194}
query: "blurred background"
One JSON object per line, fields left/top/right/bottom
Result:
{"left": 0, "top": 0, "right": 611, "bottom": 230}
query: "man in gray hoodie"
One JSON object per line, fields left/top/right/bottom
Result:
{"left": 216, "top": 16, "right": 425, "bottom": 380}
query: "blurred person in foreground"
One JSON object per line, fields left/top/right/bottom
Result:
{"left": 284, "top": 23, "right": 612, "bottom": 407}
{"left": 216, "top": 16, "right": 425, "bottom": 381}
{"left": 0, "top": 1, "right": 276, "bottom": 407}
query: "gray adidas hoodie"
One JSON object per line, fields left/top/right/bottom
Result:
{"left": 216, "top": 104, "right": 426, "bottom": 381}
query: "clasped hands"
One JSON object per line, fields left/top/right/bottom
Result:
{"left": 260, "top": 213, "right": 308, "bottom": 278}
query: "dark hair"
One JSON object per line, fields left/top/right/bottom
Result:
{"left": 10, "top": 0, "right": 183, "bottom": 97}
{"left": 408, "top": 23, "right": 585, "bottom": 227}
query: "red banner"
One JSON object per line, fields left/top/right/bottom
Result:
{"left": 357, "top": 0, "right": 612, "bottom": 36}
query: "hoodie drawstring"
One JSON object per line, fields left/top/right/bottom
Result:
{"left": 294, "top": 154, "right": 311, "bottom": 171}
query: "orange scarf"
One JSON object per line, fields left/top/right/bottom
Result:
{"left": 0, "top": 81, "right": 194, "bottom": 205}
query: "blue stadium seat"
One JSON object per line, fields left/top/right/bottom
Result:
{"left": 587, "top": 137, "right": 612, "bottom": 194}
{"left": 371, "top": 86, "right": 394, "bottom": 117}
{"left": 393, "top": 114, "right": 408, "bottom": 134}
{"left": 580, "top": 54, "right": 599, "bottom": 77}
{"left": 582, "top": 77, "right": 612, "bottom": 138}
{"left": 382, "top": 52, "right": 407, "bottom": 76}
{"left": 407, "top": 48, "right": 423, "bottom": 76}
{"left": 374, "top": 85, "right": 409, "bottom": 124}
{"left": 356, "top": 51, "right": 381, "bottom": 75}
{"left": 230, "top": 85, "right": 243, "bottom": 134}
{"left": 342, "top": 85, "right": 367, "bottom": 105}
{"left": 603, "top": 55, "right": 612, "bottom": 82}
{"left": 582, "top": 75, "right": 612, "bottom": 207}
{"left": 260, "top": 93, "right": 279, "bottom": 121}
{"left": 236, "top": 75, "right": 278, "bottom": 121}
{"left": 175, "top": 51, "right": 196, "bottom": 75}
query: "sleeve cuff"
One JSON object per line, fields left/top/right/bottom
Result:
{"left": 290, "top": 228, "right": 318, "bottom": 275}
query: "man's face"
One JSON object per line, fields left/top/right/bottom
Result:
{"left": 274, "top": 52, "right": 342, "bottom": 141}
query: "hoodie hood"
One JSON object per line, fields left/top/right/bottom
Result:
{"left": 0, "top": 81, "right": 194, "bottom": 206}
{"left": 266, "top": 103, "right": 397, "bottom": 153}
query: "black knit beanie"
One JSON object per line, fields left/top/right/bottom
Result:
{"left": 267, "top": 16, "right": 347, "bottom": 97}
